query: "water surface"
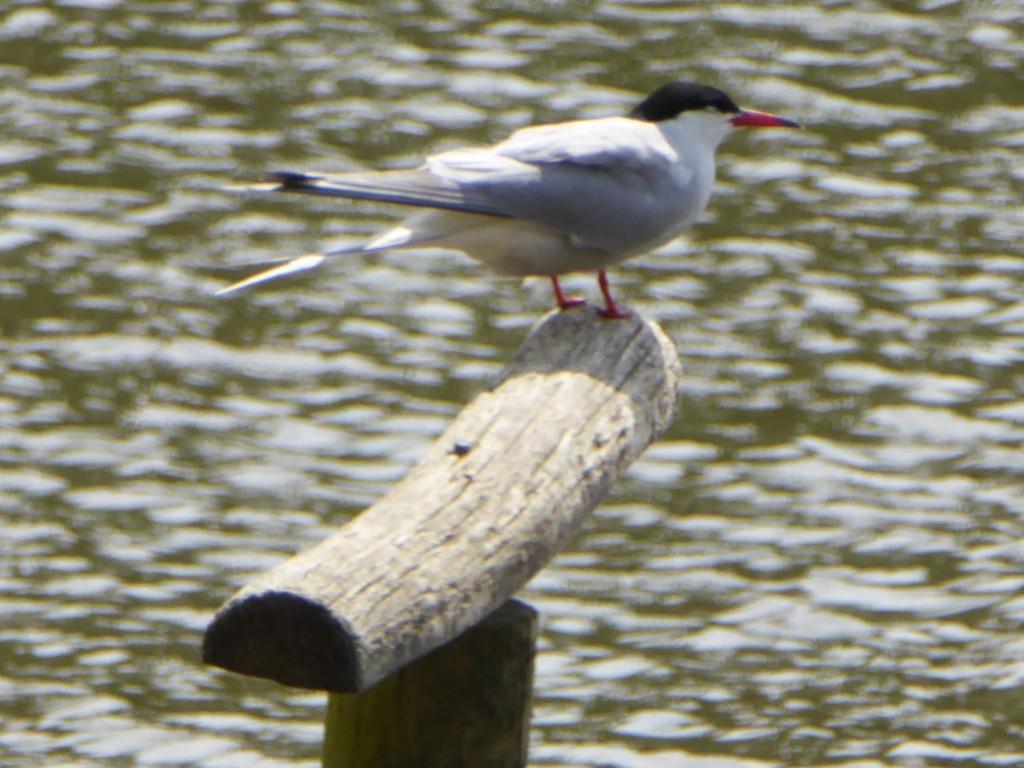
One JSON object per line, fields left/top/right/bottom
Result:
{"left": 2, "top": 1, "right": 1023, "bottom": 766}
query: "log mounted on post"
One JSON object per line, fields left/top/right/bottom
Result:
{"left": 203, "top": 307, "right": 682, "bottom": 767}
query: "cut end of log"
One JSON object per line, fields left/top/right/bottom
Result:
{"left": 502, "top": 308, "right": 682, "bottom": 441}
{"left": 203, "top": 590, "right": 362, "bottom": 692}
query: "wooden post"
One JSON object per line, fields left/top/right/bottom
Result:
{"left": 202, "top": 308, "right": 681, "bottom": 765}
{"left": 322, "top": 599, "right": 537, "bottom": 768}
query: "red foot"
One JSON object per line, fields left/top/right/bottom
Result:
{"left": 597, "top": 270, "right": 630, "bottom": 319}
{"left": 598, "top": 304, "right": 631, "bottom": 319}
{"left": 550, "top": 276, "right": 586, "bottom": 311}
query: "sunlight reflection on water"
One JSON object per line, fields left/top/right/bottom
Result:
{"left": 1, "top": 1, "right": 1023, "bottom": 766}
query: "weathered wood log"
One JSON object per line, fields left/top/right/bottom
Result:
{"left": 203, "top": 308, "right": 681, "bottom": 693}
{"left": 322, "top": 599, "right": 537, "bottom": 768}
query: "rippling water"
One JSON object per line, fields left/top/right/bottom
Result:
{"left": 2, "top": 1, "right": 1023, "bottom": 766}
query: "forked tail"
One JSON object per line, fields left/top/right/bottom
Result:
{"left": 215, "top": 244, "right": 364, "bottom": 296}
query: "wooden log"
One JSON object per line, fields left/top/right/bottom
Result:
{"left": 203, "top": 308, "right": 681, "bottom": 693}
{"left": 322, "top": 599, "right": 537, "bottom": 768}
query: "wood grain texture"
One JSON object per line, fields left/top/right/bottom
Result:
{"left": 203, "top": 308, "right": 681, "bottom": 692}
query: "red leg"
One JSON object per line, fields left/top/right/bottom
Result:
{"left": 550, "top": 276, "right": 586, "bottom": 311}
{"left": 597, "top": 270, "right": 629, "bottom": 319}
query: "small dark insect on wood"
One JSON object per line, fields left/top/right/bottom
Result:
{"left": 450, "top": 442, "right": 472, "bottom": 457}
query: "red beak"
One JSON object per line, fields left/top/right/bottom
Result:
{"left": 729, "top": 109, "right": 800, "bottom": 129}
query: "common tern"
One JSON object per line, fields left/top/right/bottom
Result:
{"left": 218, "top": 80, "right": 798, "bottom": 317}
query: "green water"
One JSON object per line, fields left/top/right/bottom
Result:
{"left": 2, "top": 1, "right": 1023, "bottom": 766}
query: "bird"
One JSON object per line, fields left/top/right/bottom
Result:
{"left": 217, "top": 80, "right": 798, "bottom": 318}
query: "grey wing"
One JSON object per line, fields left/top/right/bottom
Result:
{"left": 490, "top": 116, "right": 676, "bottom": 170}
{"left": 250, "top": 115, "right": 693, "bottom": 254}
{"left": 443, "top": 120, "right": 697, "bottom": 253}
{"left": 257, "top": 169, "right": 514, "bottom": 218}
{"left": 254, "top": 117, "right": 675, "bottom": 222}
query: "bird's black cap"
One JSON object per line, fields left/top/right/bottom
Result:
{"left": 629, "top": 81, "right": 740, "bottom": 122}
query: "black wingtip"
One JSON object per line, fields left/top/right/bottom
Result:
{"left": 266, "top": 170, "right": 316, "bottom": 189}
